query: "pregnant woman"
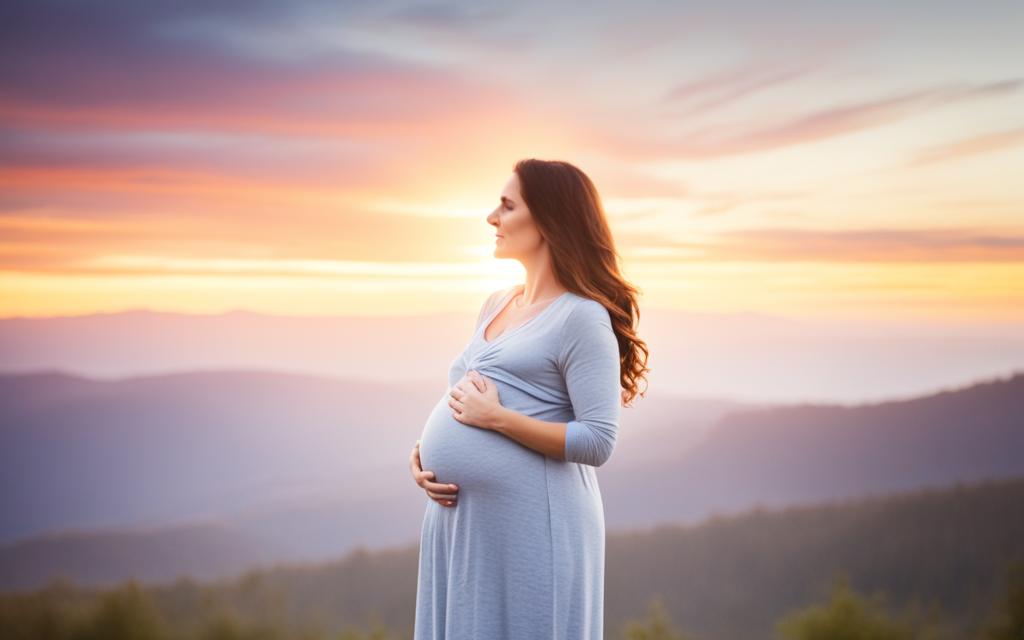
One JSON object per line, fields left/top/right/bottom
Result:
{"left": 409, "top": 158, "right": 649, "bottom": 640}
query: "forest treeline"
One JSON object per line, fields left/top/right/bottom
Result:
{"left": 2, "top": 476, "right": 1022, "bottom": 639}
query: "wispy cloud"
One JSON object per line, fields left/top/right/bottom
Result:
{"left": 623, "top": 227, "right": 1024, "bottom": 263}
{"left": 662, "top": 62, "right": 817, "bottom": 118}
{"left": 2, "top": 0, "right": 1023, "bottom": 319}
{"left": 386, "top": 2, "right": 507, "bottom": 28}
{"left": 908, "top": 126, "right": 1024, "bottom": 167}
{"left": 0, "top": 201, "right": 493, "bottom": 275}
{"left": 727, "top": 79, "right": 1024, "bottom": 155}
{"left": 589, "top": 78, "right": 1024, "bottom": 160}
{"left": 0, "top": 0, "right": 515, "bottom": 139}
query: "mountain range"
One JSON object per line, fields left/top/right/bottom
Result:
{"left": 1, "top": 367, "right": 1021, "bottom": 590}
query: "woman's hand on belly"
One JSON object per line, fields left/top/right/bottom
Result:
{"left": 409, "top": 440, "right": 459, "bottom": 507}
{"left": 448, "top": 370, "right": 503, "bottom": 430}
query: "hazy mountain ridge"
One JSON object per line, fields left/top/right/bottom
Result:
{"left": 600, "top": 369, "right": 1024, "bottom": 527}
{"left": 1, "top": 368, "right": 1021, "bottom": 590}
{"left": 3, "top": 307, "right": 1023, "bottom": 403}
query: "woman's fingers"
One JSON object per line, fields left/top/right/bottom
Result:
{"left": 422, "top": 476, "right": 459, "bottom": 495}
{"left": 468, "top": 370, "right": 486, "bottom": 392}
{"left": 413, "top": 460, "right": 458, "bottom": 495}
{"left": 411, "top": 440, "right": 457, "bottom": 505}
{"left": 413, "top": 468, "right": 458, "bottom": 505}
{"left": 426, "top": 490, "right": 459, "bottom": 501}
{"left": 464, "top": 371, "right": 484, "bottom": 393}
{"left": 424, "top": 477, "right": 459, "bottom": 506}
{"left": 454, "top": 373, "right": 485, "bottom": 394}
{"left": 409, "top": 443, "right": 424, "bottom": 478}
{"left": 422, "top": 477, "right": 458, "bottom": 506}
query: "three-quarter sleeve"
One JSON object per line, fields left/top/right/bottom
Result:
{"left": 557, "top": 299, "right": 622, "bottom": 467}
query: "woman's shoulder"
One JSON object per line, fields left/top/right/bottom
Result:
{"left": 555, "top": 293, "right": 617, "bottom": 367}
{"left": 562, "top": 292, "right": 612, "bottom": 326}
{"left": 484, "top": 284, "right": 519, "bottom": 304}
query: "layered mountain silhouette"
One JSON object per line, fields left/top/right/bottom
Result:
{"left": 0, "top": 368, "right": 1021, "bottom": 590}
{"left": 3, "top": 307, "right": 1023, "bottom": 404}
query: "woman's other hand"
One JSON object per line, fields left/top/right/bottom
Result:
{"left": 409, "top": 440, "right": 459, "bottom": 507}
{"left": 448, "top": 370, "right": 503, "bottom": 429}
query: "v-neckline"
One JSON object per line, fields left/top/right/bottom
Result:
{"left": 479, "top": 285, "right": 571, "bottom": 346}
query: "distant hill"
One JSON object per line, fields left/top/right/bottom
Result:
{"left": 0, "top": 521, "right": 280, "bottom": 592}
{"left": 601, "top": 369, "right": 1024, "bottom": 527}
{"left": 3, "top": 306, "right": 1023, "bottom": 404}
{"left": 603, "top": 475, "right": 1024, "bottom": 640}
{"left": 1, "top": 369, "right": 1021, "bottom": 589}
{"left": 0, "top": 369, "right": 447, "bottom": 545}
{"left": 4, "top": 475, "right": 1022, "bottom": 640}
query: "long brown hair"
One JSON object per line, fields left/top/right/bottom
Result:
{"left": 514, "top": 158, "right": 650, "bottom": 406}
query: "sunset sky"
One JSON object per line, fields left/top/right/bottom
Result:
{"left": 2, "top": 0, "right": 1022, "bottom": 323}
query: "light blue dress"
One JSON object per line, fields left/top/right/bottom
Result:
{"left": 414, "top": 284, "right": 622, "bottom": 640}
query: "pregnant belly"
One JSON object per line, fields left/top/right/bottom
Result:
{"left": 418, "top": 394, "right": 543, "bottom": 494}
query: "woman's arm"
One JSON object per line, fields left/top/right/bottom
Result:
{"left": 488, "top": 409, "right": 569, "bottom": 461}
{"left": 487, "top": 300, "right": 622, "bottom": 466}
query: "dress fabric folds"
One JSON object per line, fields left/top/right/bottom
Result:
{"left": 414, "top": 284, "right": 622, "bottom": 640}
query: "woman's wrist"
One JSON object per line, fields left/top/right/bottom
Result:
{"left": 487, "top": 405, "right": 513, "bottom": 432}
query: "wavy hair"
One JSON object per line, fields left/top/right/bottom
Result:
{"left": 513, "top": 158, "right": 650, "bottom": 406}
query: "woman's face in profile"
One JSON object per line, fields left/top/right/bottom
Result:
{"left": 488, "top": 172, "right": 544, "bottom": 259}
